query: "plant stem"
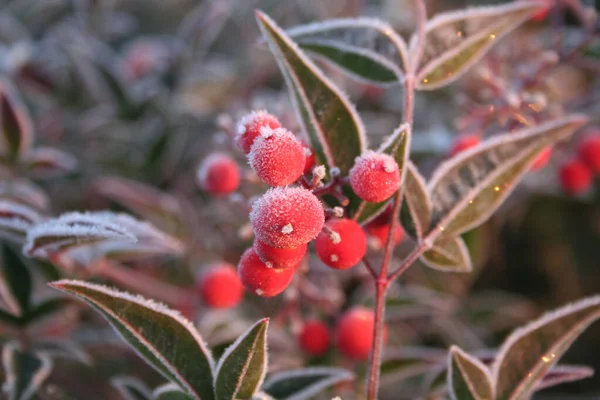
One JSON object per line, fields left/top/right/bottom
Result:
{"left": 365, "top": 1, "right": 427, "bottom": 398}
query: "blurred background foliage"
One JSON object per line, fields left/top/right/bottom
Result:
{"left": 0, "top": 0, "right": 599, "bottom": 398}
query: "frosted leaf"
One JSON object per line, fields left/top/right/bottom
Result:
{"left": 447, "top": 346, "right": 494, "bottom": 400}
{"left": 0, "top": 200, "right": 43, "bottom": 243}
{"left": 23, "top": 211, "right": 136, "bottom": 259}
{"left": 111, "top": 376, "right": 154, "bottom": 400}
{"left": 2, "top": 341, "right": 52, "bottom": 400}
{"left": 262, "top": 367, "right": 354, "bottom": 400}
{"left": 66, "top": 212, "right": 185, "bottom": 264}
{"left": 0, "top": 79, "right": 34, "bottom": 159}
{"left": 257, "top": 12, "right": 366, "bottom": 175}
{"left": 286, "top": 18, "right": 407, "bottom": 85}
{"left": 50, "top": 279, "right": 215, "bottom": 399}
{"left": 214, "top": 319, "right": 269, "bottom": 400}
{"left": 413, "top": 2, "right": 543, "bottom": 90}
{"left": 492, "top": 295, "right": 600, "bottom": 400}
{"left": 21, "top": 147, "right": 78, "bottom": 179}
{"left": 0, "top": 179, "right": 50, "bottom": 211}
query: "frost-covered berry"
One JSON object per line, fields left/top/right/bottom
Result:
{"left": 197, "top": 153, "right": 240, "bottom": 197}
{"left": 250, "top": 187, "right": 324, "bottom": 248}
{"left": 238, "top": 247, "right": 294, "bottom": 297}
{"left": 449, "top": 134, "right": 481, "bottom": 157}
{"left": 197, "top": 263, "right": 244, "bottom": 309}
{"left": 249, "top": 127, "right": 305, "bottom": 186}
{"left": 559, "top": 160, "right": 592, "bottom": 195}
{"left": 236, "top": 110, "right": 281, "bottom": 154}
{"left": 315, "top": 219, "right": 366, "bottom": 270}
{"left": 302, "top": 142, "right": 316, "bottom": 175}
{"left": 298, "top": 320, "right": 331, "bottom": 356}
{"left": 336, "top": 307, "right": 384, "bottom": 360}
{"left": 366, "top": 223, "right": 404, "bottom": 249}
{"left": 578, "top": 134, "right": 600, "bottom": 173}
{"left": 254, "top": 239, "right": 307, "bottom": 270}
{"left": 349, "top": 152, "right": 400, "bottom": 203}
{"left": 531, "top": 147, "right": 552, "bottom": 171}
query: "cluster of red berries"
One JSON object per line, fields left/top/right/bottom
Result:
{"left": 297, "top": 307, "right": 383, "bottom": 360}
{"left": 559, "top": 132, "right": 600, "bottom": 195}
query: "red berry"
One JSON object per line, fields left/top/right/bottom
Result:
{"left": 578, "top": 134, "right": 600, "bottom": 173}
{"left": 302, "top": 142, "right": 316, "bottom": 174}
{"left": 197, "top": 263, "right": 244, "bottom": 309}
{"left": 366, "top": 223, "right": 404, "bottom": 249}
{"left": 238, "top": 247, "right": 294, "bottom": 297}
{"left": 450, "top": 134, "right": 481, "bottom": 157}
{"left": 236, "top": 110, "right": 281, "bottom": 154}
{"left": 559, "top": 160, "right": 593, "bottom": 195}
{"left": 315, "top": 218, "right": 367, "bottom": 270}
{"left": 197, "top": 153, "right": 240, "bottom": 197}
{"left": 250, "top": 187, "right": 324, "bottom": 248}
{"left": 254, "top": 239, "right": 307, "bottom": 270}
{"left": 349, "top": 151, "right": 400, "bottom": 203}
{"left": 531, "top": 147, "right": 552, "bottom": 171}
{"left": 298, "top": 320, "right": 331, "bottom": 356}
{"left": 249, "top": 127, "right": 305, "bottom": 186}
{"left": 336, "top": 307, "right": 385, "bottom": 360}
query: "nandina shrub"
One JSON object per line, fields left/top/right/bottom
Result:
{"left": 0, "top": 1, "right": 599, "bottom": 400}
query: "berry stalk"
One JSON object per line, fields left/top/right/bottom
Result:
{"left": 365, "top": 1, "right": 427, "bottom": 398}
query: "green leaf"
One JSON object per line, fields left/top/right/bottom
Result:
{"left": 262, "top": 367, "right": 354, "bottom": 400}
{"left": 215, "top": 319, "right": 268, "bottom": 400}
{"left": 0, "top": 244, "right": 32, "bottom": 316}
{"left": 380, "top": 347, "right": 445, "bottom": 387}
{"left": 155, "top": 384, "right": 195, "bottom": 400}
{"left": 286, "top": 18, "right": 407, "bottom": 85}
{"left": 427, "top": 116, "right": 587, "bottom": 241}
{"left": 447, "top": 346, "right": 494, "bottom": 400}
{"left": 2, "top": 342, "right": 53, "bottom": 400}
{"left": 414, "top": 2, "right": 544, "bottom": 90}
{"left": 420, "top": 236, "right": 472, "bottom": 273}
{"left": 0, "top": 80, "right": 34, "bottom": 162}
{"left": 353, "top": 123, "right": 410, "bottom": 223}
{"left": 112, "top": 376, "right": 154, "bottom": 400}
{"left": 400, "top": 161, "right": 431, "bottom": 239}
{"left": 493, "top": 295, "right": 600, "bottom": 400}
{"left": 256, "top": 11, "right": 366, "bottom": 175}
{"left": 49, "top": 280, "right": 215, "bottom": 400}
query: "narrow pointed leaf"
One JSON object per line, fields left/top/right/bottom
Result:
{"left": 154, "top": 383, "right": 195, "bottom": 400}
{"left": 427, "top": 116, "right": 587, "bottom": 241}
{"left": 493, "top": 295, "right": 600, "bottom": 400}
{"left": 354, "top": 124, "right": 410, "bottom": 223}
{"left": 380, "top": 347, "right": 445, "bottom": 386}
{"left": 2, "top": 342, "right": 52, "bottom": 400}
{"left": 400, "top": 161, "right": 431, "bottom": 239}
{"left": 262, "top": 367, "right": 354, "bottom": 400}
{"left": 22, "top": 147, "right": 78, "bottom": 179}
{"left": 286, "top": 18, "right": 407, "bottom": 85}
{"left": 32, "top": 340, "right": 92, "bottom": 365}
{"left": 112, "top": 376, "right": 154, "bottom": 400}
{"left": 535, "top": 364, "right": 594, "bottom": 391}
{"left": 0, "top": 80, "right": 34, "bottom": 161}
{"left": 23, "top": 211, "right": 137, "bottom": 259}
{"left": 49, "top": 280, "right": 215, "bottom": 400}
{"left": 448, "top": 346, "right": 494, "bottom": 400}
{"left": 0, "top": 180, "right": 50, "bottom": 212}
{"left": 414, "top": 2, "right": 543, "bottom": 90}
{"left": 215, "top": 319, "right": 269, "bottom": 400}
{"left": 421, "top": 236, "right": 472, "bottom": 273}
{"left": 0, "top": 200, "right": 43, "bottom": 243}
{"left": 256, "top": 11, "right": 366, "bottom": 174}
{"left": 0, "top": 244, "right": 32, "bottom": 316}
